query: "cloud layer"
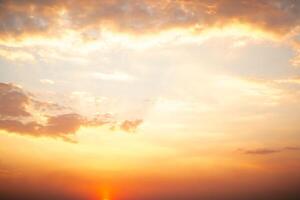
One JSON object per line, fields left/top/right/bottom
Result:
{"left": 0, "top": 0, "right": 300, "bottom": 39}
{"left": 1, "top": 0, "right": 300, "bottom": 67}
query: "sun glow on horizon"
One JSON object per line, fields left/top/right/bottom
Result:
{"left": 1, "top": 0, "right": 300, "bottom": 199}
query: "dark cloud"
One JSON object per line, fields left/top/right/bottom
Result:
{"left": 242, "top": 148, "right": 281, "bottom": 155}
{"left": 0, "top": 82, "right": 143, "bottom": 142}
{"left": 0, "top": 0, "right": 300, "bottom": 40}
{"left": 0, "top": 0, "right": 64, "bottom": 39}
{"left": 283, "top": 146, "right": 300, "bottom": 151}
{"left": 238, "top": 146, "right": 300, "bottom": 155}
{"left": 0, "top": 114, "right": 84, "bottom": 142}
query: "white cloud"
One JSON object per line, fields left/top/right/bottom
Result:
{"left": 92, "top": 71, "right": 135, "bottom": 81}
{"left": 40, "top": 79, "right": 55, "bottom": 85}
{"left": 0, "top": 49, "right": 35, "bottom": 62}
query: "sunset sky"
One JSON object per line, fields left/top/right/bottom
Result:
{"left": 1, "top": 0, "right": 300, "bottom": 199}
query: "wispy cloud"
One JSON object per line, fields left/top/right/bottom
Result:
{"left": 0, "top": 48, "right": 34, "bottom": 62}
{"left": 120, "top": 119, "right": 143, "bottom": 133}
{"left": 238, "top": 146, "right": 300, "bottom": 155}
{"left": 92, "top": 72, "right": 135, "bottom": 81}
{"left": 40, "top": 79, "right": 55, "bottom": 85}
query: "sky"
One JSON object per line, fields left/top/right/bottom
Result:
{"left": 1, "top": 0, "right": 300, "bottom": 199}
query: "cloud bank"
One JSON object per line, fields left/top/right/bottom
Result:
{"left": 0, "top": 82, "right": 142, "bottom": 142}
{"left": 0, "top": 0, "right": 299, "bottom": 40}
{"left": 0, "top": 0, "right": 299, "bottom": 67}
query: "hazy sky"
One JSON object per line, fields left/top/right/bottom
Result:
{"left": 1, "top": 0, "right": 300, "bottom": 199}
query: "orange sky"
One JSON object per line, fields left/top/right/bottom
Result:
{"left": 1, "top": 0, "right": 300, "bottom": 199}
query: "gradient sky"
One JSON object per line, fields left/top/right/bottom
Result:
{"left": 1, "top": 0, "right": 300, "bottom": 199}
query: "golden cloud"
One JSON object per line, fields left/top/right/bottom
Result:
{"left": 1, "top": 0, "right": 300, "bottom": 66}
{"left": 120, "top": 119, "right": 143, "bottom": 133}
{"left": 0, "top": 0, "right": 299, "bottom": 40}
